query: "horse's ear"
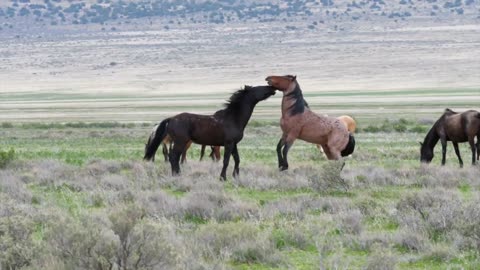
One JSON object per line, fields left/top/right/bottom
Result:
{"left": 244, "top": 85, "right": 252, "bottom": 89}
{"left": 292, "top": 75, "right": 297, "bottom": 81}
{"left": 419, "top": 142, "right": 423, "bottom": 146}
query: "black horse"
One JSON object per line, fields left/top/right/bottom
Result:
{"left": 144, "top": 85, "right": 276, "bottom": 180}
{"left": 420, "top": 108, "right": 480, "bottom": 166}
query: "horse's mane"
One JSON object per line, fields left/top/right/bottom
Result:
{"left": 223, "top": 85, "right": 252, "bottom": 112}
{"left": 285, "top": 81, "right": 309, "bottom": 116}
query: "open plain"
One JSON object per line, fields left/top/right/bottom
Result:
{"left": 1, "top": 20, "right": 480, "bottom": 269}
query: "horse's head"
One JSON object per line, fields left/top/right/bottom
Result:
{"left": 419, "top": 142, "right": 433, "bottom": 163}
{"left": 143, "top": 124, "right": 159, "bottom": 161}
{"left": 245, "top": 85, "right": 276, "bottom": 102}
{"left": 265, "top": 75, "right": 296, "bottom": 92}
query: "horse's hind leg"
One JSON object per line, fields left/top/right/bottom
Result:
{"left": 468, "top": 137, "right": 476, "bottom": 165}
{"left": 200, "top": 145, "right": 206, "bottom": 161}
{"left": 180, "top": 141, "right": 192, "bottom": 164}
{"left": 213, "top": 146, "right": 221, "bottom": 161}
{"left": 476, "top": 139, "right": 480, "bottom": 161}
{"left": 231, "top": 144, "right": 240, "bottom": 178}
{"left": 162, "top": 143, "right": 168, "bottom": 162}
{"left": 452, "top": 142, "right": 464, "bottom": 168}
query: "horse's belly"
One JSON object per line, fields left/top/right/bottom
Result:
{"left": 191, "top": 133, "right": 225, "bottom": 146}
{"left": 299, "top": 129, "right": 328, "bottom": 145}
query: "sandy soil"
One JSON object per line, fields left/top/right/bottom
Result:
{"left": 1, "top": 22, "right": 479, "bottom": 122}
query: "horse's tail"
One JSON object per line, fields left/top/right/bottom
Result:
{"left": 341, "top": 133, "right": 355, "bottom": 157}
{"left": 144, "top": 118, "right": 170, "bottom": 161}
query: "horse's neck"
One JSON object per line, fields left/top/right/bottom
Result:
{"left": 423, "top": 125, "right": 440, "bottom": 148}
{"left": 281, "top": 94, "right": 295, "bottom": 118}
{"left": 281, "top": 82, "right": 302, "bottom": 117}
{"left": 226, "top": 101, "right": 257, "bottom": 129}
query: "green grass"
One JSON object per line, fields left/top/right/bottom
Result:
{"left": 2, "top": 120, "right": 480, "bottom": 269}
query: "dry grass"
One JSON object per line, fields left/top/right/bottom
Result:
{"left": 1, "top": 148, "right": 480, "bottom": 268}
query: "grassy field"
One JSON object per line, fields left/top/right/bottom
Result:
{"left": 1, "top": 117, "right": 480, "bottom": 270}
{"left": 1, "top": 23, "right": 480, "bottom": 269}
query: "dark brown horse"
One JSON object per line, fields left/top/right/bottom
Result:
{"left": 420, "top": 108, "right": 480, "bottom": 166}
{"left": 265, "top": 75, "right": 355, "bottom": 170}
{"left": 145, "top": 124, "right": 221, "bottom": 163}
{"left": 144, "top": 85, "right": 276, "bottom": 180}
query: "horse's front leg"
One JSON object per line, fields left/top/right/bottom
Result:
{"left": 277, "top": 134, "right": 288, "bottom": 169}
{"left": 452, "top": 142, "right": 464, "bottom": 168}
{"left": 220, "top": 142, "right": 233, "bottom": 181}
{"left": 440, "top": 137, "right": 447, "bottom": 166}
{"left": 231, "top": 144, "right": 240, "bottom": 178}
{"left": 281, "top": 138, "right": 296, "bottom": 171}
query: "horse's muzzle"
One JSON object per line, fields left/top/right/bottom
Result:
{"left": 265, "top": 77, "right": 272, "bottom": 85}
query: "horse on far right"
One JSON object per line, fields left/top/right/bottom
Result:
{"left": 420, "top": 108, "right": 480, "bottom": 167}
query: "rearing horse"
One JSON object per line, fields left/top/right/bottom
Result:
{"left": 265, "top": 75, "right": 355, "bottom": 170}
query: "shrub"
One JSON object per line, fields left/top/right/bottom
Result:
{"left": 394, "top": 230, "right": 429, "bottom": 252}
{"left": 195, "top": 222, "right": 283, "bottom": 266}
{"left": 457, "top": 198, "right": 480, "bottom": 249}
{"left": 0, "top": 171, "right": 32, "bottom": 203}
{"left": 1, "top": 122, "right": 13, "bottom": 128}
{"left": 396, "top": 189, "right": 462, "bottom": 241}
{"left": 421, "top": 244, "right": 456, "bottom": 263}
{"left": 335, "top": 210, "right": 363, "bottom": 235}
{"left": 365, "top": 250, "right": 396, "bottom": 270}
{"left": 45, "top": 213, "right": 118, "bottom": 270}
{"left": 309, "top": 160, "right": 349, "bottom": 191}
{"left": 0, "top": 210, "right": 39, "bottom": 269}
{"left": 409, "top": 124, "right": 427, "bottom": 133}
{"left": 0, "top": 148, "right": 15, "bottom": 168}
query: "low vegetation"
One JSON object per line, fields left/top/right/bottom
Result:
{"left": 1, "top": 121, "right": 480, "bottom": 269}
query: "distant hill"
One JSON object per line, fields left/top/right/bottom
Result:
{"left": 0, "top": 0, "right": 479, "bottom": 30}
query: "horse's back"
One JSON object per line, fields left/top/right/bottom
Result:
{"left": 442, "top": 110, "right": 480, "bottom": 141}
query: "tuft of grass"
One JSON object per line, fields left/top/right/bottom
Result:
{"left": 0, "top": 148, "right": 15, "bottom": 168}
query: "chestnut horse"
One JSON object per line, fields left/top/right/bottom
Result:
{"left": 265, "top": 75, "right": 355, "bottom": 170}
{"left": 145, "top": 124, "right": 221, "bottom": 163}
{"left": 144, "top": 85, "right": 276, "bottom": 180}
{"left": 420, "top": 108, "right": 480, "bottom": 166}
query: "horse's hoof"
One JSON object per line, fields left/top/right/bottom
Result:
{"left": 280, "top": 166, "right": 288, "bottom": 171}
